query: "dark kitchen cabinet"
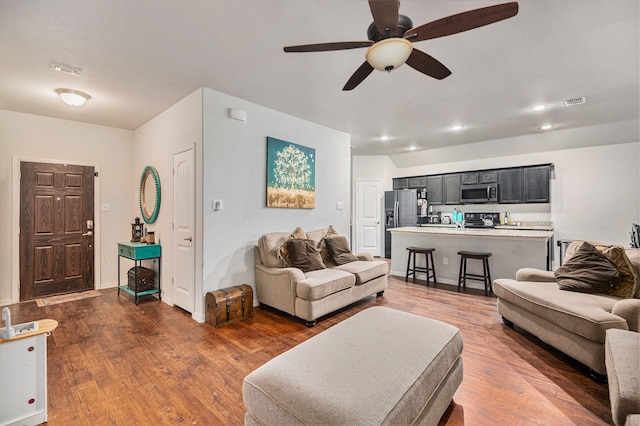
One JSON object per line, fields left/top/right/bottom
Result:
{"left": 408, "top": 176, "right": 427, "bottom": 189}
{"left": 461, "top": 172, "right": 478, "bottom": 185}
{"left": 393, "top": 178, "right": 408, "bottom": 190}
{"left": 523, "top": 165, "right": 551, "bottom": 203}
{"left": 479, "top": 170, "right": 498, "bottom": 183}
{"left": 498, "top": 169, "right": 523, "bottom": 203}
{"left": 426, "top": 175, "right": 443, "bottom": 205}
{"left": 444, "top": 174, "right": 461, "bottom": 205}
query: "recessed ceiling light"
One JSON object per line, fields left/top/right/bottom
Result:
{"left": 56, "top": 88, "right": 90, "bottom": 106}
{"left": 408, "top": 146, "right": 417, "bottom": 151}
{"left": 379, "top": 135, "right": 390, "bottom": 141}
{"left": 538, "top": 124, "right": 555, "bottom": 131}
{"left": 450, "top": 124, "right": 464, "bottom": 131}
{"left": 530, "top": 104, "right": 549, "bottom": 112}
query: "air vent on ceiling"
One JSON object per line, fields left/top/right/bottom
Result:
{"left": 563, "top": 97, "right": 586, "bottom": 107}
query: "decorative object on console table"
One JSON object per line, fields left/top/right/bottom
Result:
{"left": 127, "top": 266, "right": 155, "bottom": 292}
{"left": 117, "top": 242, "right": 161, "bottom": 305}
{"left": 206, "top": 285, "right": 253, "bottom": 328}
{"left": 131, "top": 217, "right": 144, "bottom": 242}
{"left": 266, "top": 137, "right": 315, "bottom": 209}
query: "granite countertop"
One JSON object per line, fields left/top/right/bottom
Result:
{"left": 391, "top": 226, "right": 554, "bottom": 239}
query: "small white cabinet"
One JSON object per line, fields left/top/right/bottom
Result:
{"left": 0, "top": 319, "right": 57, "bottom": 426}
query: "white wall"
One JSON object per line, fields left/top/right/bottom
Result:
{"left": 0, "top": 110, "right": 134, "bottom": 304}
{"left": 201, "top": 88, "right": 351, "bottom": 319}
{"left": 133, "top": 89, "right": 204, "bottom": 312}
{"left": 353, "top": 121, "right": 640, "bottom": 267}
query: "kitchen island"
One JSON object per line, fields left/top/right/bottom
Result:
{"left": 389, "top": 226, "right": 554, "bottom": 290}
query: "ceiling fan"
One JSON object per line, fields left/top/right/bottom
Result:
{"left": 284, "top": 1, "right": 519, "bottom": 90}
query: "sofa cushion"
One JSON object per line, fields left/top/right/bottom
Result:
{"left": 334, "top": 260, "right": 388, "bottom": 285}
{"left": 493, "top": 280, "right": 627, "bottom": 343}
{"left": 325, "top": 236, "right": 359, "bottom": 265}
{"left": 554, "top": 241, "right": 618, "bottom": 293}
{"left": 297, "top": 268, "right": 355, "bottom": 300}
{"left": 258, "top": 232, "right": 290, "bottom": 268}
{"left": 286, "top": 239, "right": 326, "bottom": 273}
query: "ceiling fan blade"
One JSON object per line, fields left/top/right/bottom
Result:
{"left": 404, "top": 2, "right": 519, "bottom": 42}
{"left": 343, "top": 62, "right": 375, "bottom": 91}
{"left": 368, "top": 0, "right": 399, "bottom": 36}
{"left": 405, "top": 49, "right": 452, "bottom": 80}
{"left": 284, "top": 41, "right": 373, "bottom": 53}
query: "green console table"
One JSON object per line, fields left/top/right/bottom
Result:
{"left": 117, "top": 242, "right": 161, "bottom": 305}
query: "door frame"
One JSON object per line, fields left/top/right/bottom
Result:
{"left": 11, "top": 156, "right": 101, "bottom": 304}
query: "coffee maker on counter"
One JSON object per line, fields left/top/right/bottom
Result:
{"left": 426, "top": 205, "right": 441, "bottom": 224}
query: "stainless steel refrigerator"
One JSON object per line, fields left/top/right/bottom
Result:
{"left": 384, "top": 189, "right": 418, "bottom": 258}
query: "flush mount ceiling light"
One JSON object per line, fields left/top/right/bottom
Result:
{"left": 55, "top": 88, "right": 90, "bottom": 106}
{"left": 530, "top": 104, "right": 549, "bottom": 112}
{"left": 538, "top": 124, "right": 555, "bottom": 131}
{"left": 365, "top": 38, "right": 413, "bottom": 72}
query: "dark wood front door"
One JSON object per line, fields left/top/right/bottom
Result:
{"left": 20, "top": 162, "right": 95, "bottom": 300}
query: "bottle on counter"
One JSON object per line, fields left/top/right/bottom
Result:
{"left": 505, "top": 212, "right": 510, "bottom": 225}
{"left": 452, "top": 208, "right": 458, "bottom": 223}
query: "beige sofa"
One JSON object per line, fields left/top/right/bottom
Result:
{"left": 255, "top": 228, "right": 388, "bottom": 326}
{"left": 494, "top": 242, "right": 640, "bottom": 378}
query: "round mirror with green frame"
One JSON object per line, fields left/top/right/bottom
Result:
{"left": 139, "top": 166, "right": 161, "bottom": 224}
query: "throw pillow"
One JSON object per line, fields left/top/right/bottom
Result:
{"left": 554, "top": 241, "right": 619, "bottom": 294}
{"left": 286, "top": 238, "right": 326, "bottom": 273}
{"left": 325, "top": 236, "right": 359, "bottom": 265}
{"left": 318, "top": 225, "right": 341, "bottom": 264}
{"left": 278, "top": 227, "right": 306, "bottom": 266}
{"left": 601, "top": 245, "right": 639, "bottom": 298}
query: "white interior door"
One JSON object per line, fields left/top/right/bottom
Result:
{"left": 355, "top": 180, "right": 382, "bottom": 256}
{"left": 172, "top": 145, "right": 195, "bottom": 312}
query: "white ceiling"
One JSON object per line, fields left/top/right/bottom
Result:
{"left": 1, "top": 0, "right": 638, "bottom": 156}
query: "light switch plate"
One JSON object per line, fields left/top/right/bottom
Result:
{"left": 213, "top": 199, "right": 223, "bottom": 211}
{"left": 336, "top": 201, "right": 344, "bottom": 210}
{"left": 100, "top": 203, "right": 111, "bottom": 212}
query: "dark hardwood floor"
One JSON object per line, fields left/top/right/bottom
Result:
{"left": 8, "top": 275, "right": 612, "bottom": 425}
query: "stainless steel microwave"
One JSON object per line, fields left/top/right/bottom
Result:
{"left": 460, "top": 183, "right": 498, "bottom": 204}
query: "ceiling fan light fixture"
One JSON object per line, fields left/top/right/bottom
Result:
{"left": 366, "top": 38, "right": 413, "bottom": 72}
{"left": 56, "top": 88, "right": 90, "bottom": 106}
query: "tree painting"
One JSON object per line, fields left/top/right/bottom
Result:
{"left": 266, "top": 137, "right": 315, "bottom": 208}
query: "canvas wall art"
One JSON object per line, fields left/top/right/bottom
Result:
{"left": 266, "top": 137, "right": 315, "bottom": 209}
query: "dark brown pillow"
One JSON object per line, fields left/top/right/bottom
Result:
{"left": 325, "top": 236, "right": 359, "bottom": 265}
{"left": 286, "top": 239, "right": 326, "bottom": 273}
{"left": 554, "top": 241, "right": 619, "bottom": 293}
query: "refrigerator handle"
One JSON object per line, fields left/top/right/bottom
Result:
{"left": 394, "top": 201, "right": 399, "bottom": 228}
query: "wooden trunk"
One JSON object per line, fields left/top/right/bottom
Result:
{"left": 127, "top": 266, "right": 155, "bottom": 292}
{"left": 206, "top": 284, "right": 253, "bottom": 328}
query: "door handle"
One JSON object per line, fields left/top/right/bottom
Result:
{"left": 82, "top": 231, "right": 93, "bottom": 237}
{"left": 184, "top": 236, "right": 193, "bottom": 242}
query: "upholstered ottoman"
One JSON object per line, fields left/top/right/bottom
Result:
{"left": 605, "top": 329, "right": 640, "bottom": 426}
{"left": 242, "top": 307, "right": 463, "bottom": 425}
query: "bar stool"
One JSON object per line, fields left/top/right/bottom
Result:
{"left": 405, "top": 247, "right": 437, "bottom": 286}
{"left": 457, "top": 251, "right": 492, "bottom": 296}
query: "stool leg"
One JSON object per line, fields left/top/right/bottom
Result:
{"left": 457, "top": 256, "right": 464, "bottom": 292}
{"left": 424, "top": 253, "right": 430, "bottom": 286}
{"left": 482, "top": 258, "right": 489, "bottom": 296}
{"left": 412, "top": 251, "right": 417, "bottom": 283}
{"left": 405, "top": 251, "right": 411, "bottom": 282}
{"left": 430, "top": 251, "right": 437, "bottom": 286}
{"left": 462, "top": 258, "right": 467, "bottom": 291}
{"left": 486, "top": 258, "right": 492, "bottom": 295}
